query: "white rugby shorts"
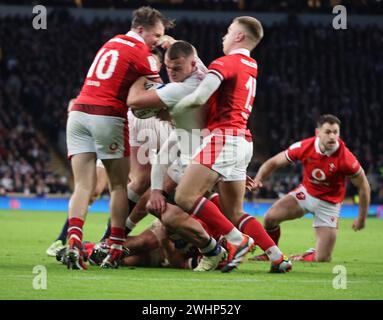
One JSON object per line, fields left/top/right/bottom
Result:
{"left": 128, "top": 109, "right": 172, "bottom": 150}
{"left": 289, "top": 184, "right": 341, "bottom": 228}
{"left": 193, "top": 134, "right": 253, "bottom": 181}
{"left": 66, "top": 111, "right": 129, "bottom": 159}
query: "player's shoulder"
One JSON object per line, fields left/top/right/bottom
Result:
{"left": 209, "top": 55, "right": 233, "bottom": 68}
{"left": 236, "top": 54, "right": 258, "bottom": 69}
{"left": 288, "top": 136, "right": 315, "bottom": 150}
{"left": 156, "top": 81, "right": 195, "bottom": 102}
{"left": 338, "top": 138, "right": 357, "bottom": 158}
{"left": 156, "top": 82, "right": 182, "bottom": 92}
{"left": 107, "top": 34, "right": 150, "bottom": 53}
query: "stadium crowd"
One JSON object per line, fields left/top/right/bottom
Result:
{"left": 4, "top": 0, "right": 383, "bottom": 14}
{"left": 0, "top": 57, "right": 70, "bottom": 196}
{"left": 0, "top": 10, "right": 382, "bottom": 202}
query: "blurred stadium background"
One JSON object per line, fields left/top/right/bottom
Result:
{"left": 0, "top": 0, "right": 382, "bottom": 216}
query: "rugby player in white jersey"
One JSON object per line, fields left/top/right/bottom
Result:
{"left": 128, "top": 41, "right": 254, "bottom": 271}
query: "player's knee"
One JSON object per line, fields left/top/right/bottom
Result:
{"left": 74, "top": 184, "right": 95, "bottom": 198}
{"left": 130, "top": 175, "right": 150, "bottom": 195}
{"left": 109, "top": 183, "right": 127, "bottom": 193}
{"left": 174, "top": 191, "right": 194, "bottom": 212}
{"left": 263, "top": 213, "right": 279, "bottom": 229}
{"left": 160, "top": 210, "right": 178, "bottom": 233}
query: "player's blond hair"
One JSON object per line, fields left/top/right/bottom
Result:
{"left": 234, "top": 16, "right": 263, "bottom": 48}
{"left": 131, "top": 6, "right": 174, "bottom": 30}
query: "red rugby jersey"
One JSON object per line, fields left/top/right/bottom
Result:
{"left": 285, "top": 136, "right": 361, "bottom": 204}
{"left": 75, "top": 32, "right": 159, "bottom": 118}
{"left": 206, "top": 49, "right": 257, "bottom": 139}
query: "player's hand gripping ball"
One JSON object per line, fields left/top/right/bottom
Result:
{"left": 132, "top": 82, "right": 165, "bottom": 119}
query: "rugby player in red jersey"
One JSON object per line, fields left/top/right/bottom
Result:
{"left": 250, "top": 114, "right": 371, "bottom": 262}
{"left": 65, "top": 6, "right": 173, "bottom": 269}
{"left": 169, "top": 17, "right": 292, "bottom": 273}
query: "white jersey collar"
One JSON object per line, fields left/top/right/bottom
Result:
{"left": 315, "top": 137, "right": 339, "bottom": 156}
{"left": 126, "top": 31, "right": 145, "bottom": 44}
{"left": 229, "top": 48, "right": 250, "bottom": 57}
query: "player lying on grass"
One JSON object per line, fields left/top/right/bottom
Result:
{"left": 56, "top": 215, "right": 228, "bottom": 270}
{"left": 249, "top": 114, "right": 371, "bottom": 262}
{"left": 141, "top": 127, "right": 291, "bottom": 273}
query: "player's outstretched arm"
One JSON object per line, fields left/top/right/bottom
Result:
{"left": 127, "top": 77, "right": 167, "bottom": 109}
{"left": 253, "top": 151, "right": 290, "bottom": 190}
{"left": 350, "top": 169, "right": 371, "bottom": 231}
{"left": 148, "top": 133, "right": 180, "bottom": 215}
{"left": 170, "top": 73, "right": 222, "bottom": 115}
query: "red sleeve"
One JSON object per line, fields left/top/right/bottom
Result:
{"left": 341, "top": 148, "right": 361, "bottom": 177}
{"left": 285, "top": 140, "right": 304, "bottom": 162}
{"left": 207, "top": 56, "right": 232, "bottom": 81}
{"left": 137, "top": 53, "right": 160, "bottom": 79}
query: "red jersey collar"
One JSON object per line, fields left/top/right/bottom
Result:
{"left": 314, "top": 137, "right": 340, "bottom": 157}
{"left": 126, "top": 31, "right": 145, "bottom": 44}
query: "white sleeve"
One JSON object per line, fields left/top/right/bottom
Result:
{"left": 195, "top": 55, "right": 208, "bottom": 74}
{"left": 151, "top": 131, "right": 180, "bottom": 190}
{"left": 156, "top": 82, "right": 192, "bottom": 108}
{"left": 151, "top": 163, "right": 168, "bottom": 191}
{"left": 170, "top": 73, "right": 222, "bottom": 115}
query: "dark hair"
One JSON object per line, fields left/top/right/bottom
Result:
{"left": 152, "top": 47, "right": 163, "bottom": 63}
{"left": 317, "top": 114, "right": 341, "bottom": 128}
{"left": 234, "top": 16, "right": 264, "bottom": 47}
{"left": 166, "top": 41, "right": 194, "bottom": 60}
{"left": 131, "top": 6, "right": 174, "bottom": 30}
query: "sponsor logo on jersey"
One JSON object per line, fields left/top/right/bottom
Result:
{"left": 311, "top": 168, "right": 326, "bottom": 181}
{"left": 147, "top": 56, "right": 158, "bottom": 72}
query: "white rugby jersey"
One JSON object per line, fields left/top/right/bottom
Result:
{"left": 156, "top": 61, "right": 207, "bottom": 165}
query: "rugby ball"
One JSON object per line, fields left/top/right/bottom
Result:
{"left": 131, "top": 81, "right": 164, "bottom": 119}
{"left": 132, "top": 107, "right": 159, "bottom": 119}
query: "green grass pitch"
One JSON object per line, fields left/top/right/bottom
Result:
{"left": 0, "top": 210, "right": 382, "bottom": 300}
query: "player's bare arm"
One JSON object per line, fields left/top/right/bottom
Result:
{"left": 253, "top": 151, "right": 290, "bottom": 190}
{"left": 159, "top": 35, "right": 177, "bottom": 50}
{"left": 147, "top": 134, "right": 180, "bottom": 215}
{"left": 127, "top": 77, "right": 167, "bottom": 109}
{"left": 350, "top": 169, "right": 371, "bottom": 231}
